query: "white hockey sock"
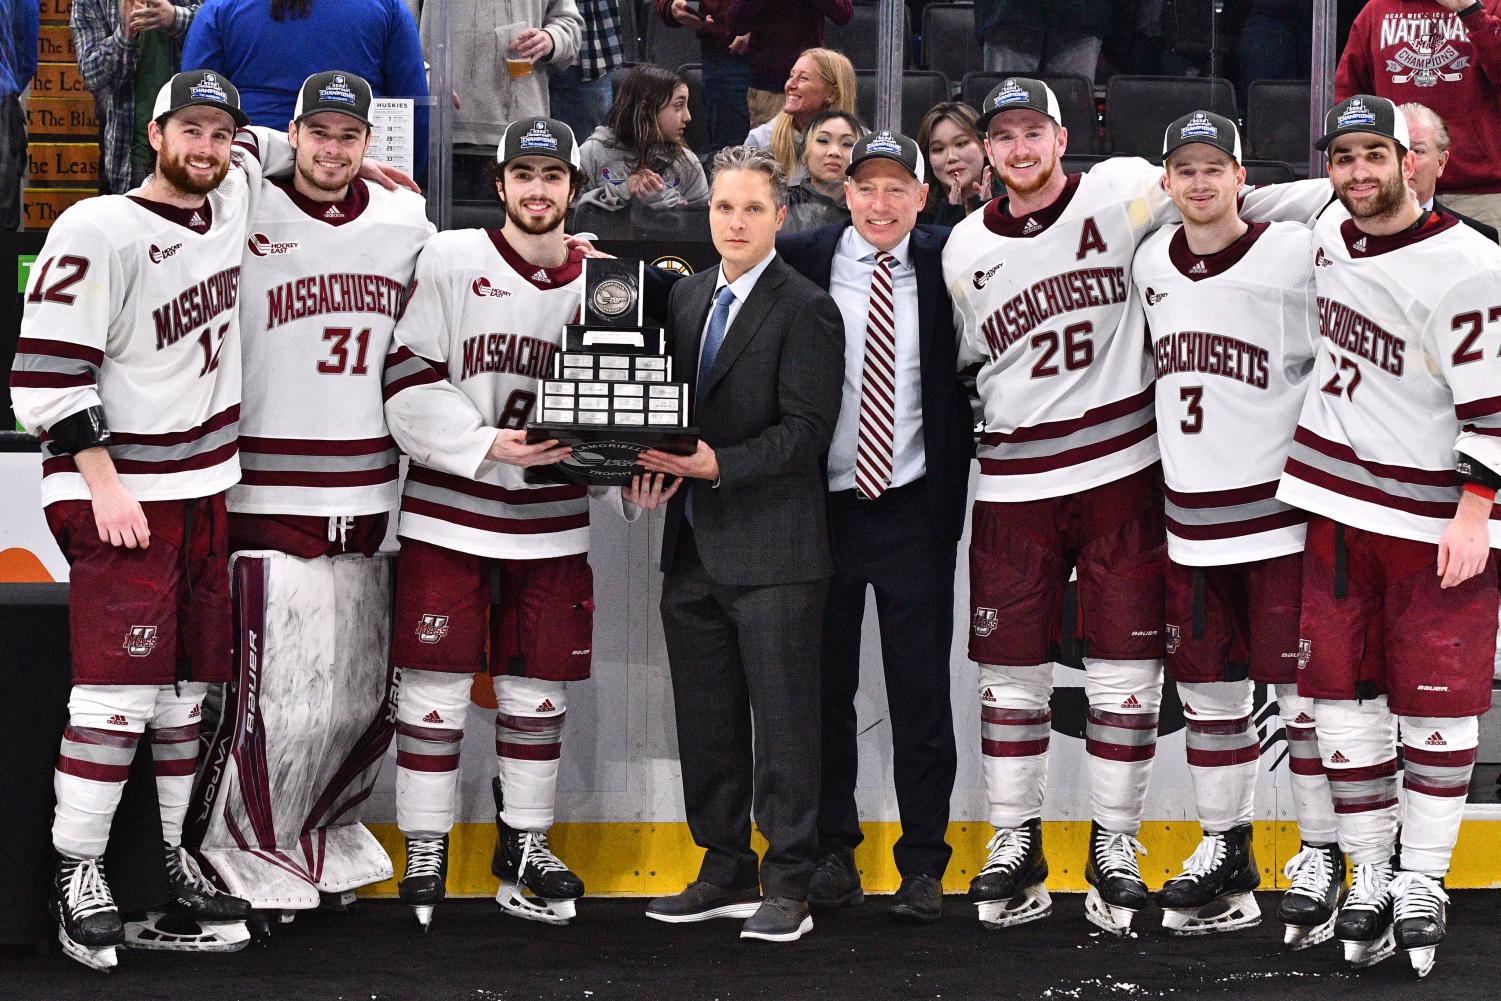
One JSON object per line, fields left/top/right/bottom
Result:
{"left": 1274, "top": 685, "right": 1336, "bottom": 845}
{"left": 1085, "top": 658, "right": 1163, "bottom": 835}
{"left": 1398, "top": 715, "right": 1479, "bottom": 876}
{"left": 977, "top": 664, "right": 1053, "bottom": 828}
{"left": 494, "top": 676, "right": 566, "bottom": 832}
{"left": 1178, "top": 681, "right": 1257, "bottom": 831}
{"left": 149, "top": 682, "right": 207, "bottom": 848}
{"left": 394, "top": 669, "right": 471, "bottom": 839}
{"left": 1315, "top": 697, "right": 1398, "bottom": 866}
{"left": 52, "top": 685, "right": 155, "bottom": 859}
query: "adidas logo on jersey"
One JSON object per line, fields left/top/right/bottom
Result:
{"left": 324, "top": 205, "right": 344, "bottom": 219}
{"left": 1330, "top": 750, "right": 1350, "bottom": 764}
{"left": 1021, "top": 217, "right": 1042, "bottom": 235}
{"left": 1294, "top": 712, "right": 1315, "bottom": 725}
{"left": 1120, "top": 694, "right": 1142, "bottom": 710}
{"left": 188, "top": 704, "right": 201, "bottom": 719}
{"left": 1425, "top": 731, "right": 1447, "bottom": 747}
{"left": 1189, "top": 260, "right": 1207, "bottom": 274}
{"left": 1352, "top": 236, "right": 1368, "bottom": 253}
{"left": 423, "top": 710, "right": 444, "bottom": 724}
{"left": 189, "top": 211, "right": 206, "bottom": 229}
{"left": 536, "top": 699, "right": 556, "bottom": 713}
{"left": 107, "top": 714, "right": 129, "bottom": 727}
{"left": 981, "top": 687, "right": 997, "bottom": 703}
{"left": 531, "top": 269, "right": 552, "bottom": 283}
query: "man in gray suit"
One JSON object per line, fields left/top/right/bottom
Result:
{"left": 629, "top": 145, "right": 845, "bottom": 943}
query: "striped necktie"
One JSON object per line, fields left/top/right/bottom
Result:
{"left": 854, "top": 252, "right": 897, "bottom": 500}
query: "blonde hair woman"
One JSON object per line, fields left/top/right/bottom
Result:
{"left": 745, "top": 48, "right": 857, "bottom": 182}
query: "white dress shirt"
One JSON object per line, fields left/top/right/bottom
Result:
{"left": 698, "top": 248, "right": 778, "bottom": 376}
{"left": 826, "top": 227, "right": 925, "bottom": 492}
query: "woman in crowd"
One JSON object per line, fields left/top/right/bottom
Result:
{"left": 782, "top": 109, "right": 863, "bottom": 233}
{"left": 744, "top": 47, "right": 857, "bottom": 183}
{"left": 916, "top": 101, "right": 993, "bottom": 226}
{"left": 577, "top": 65, "right": 708, "bottom": 212}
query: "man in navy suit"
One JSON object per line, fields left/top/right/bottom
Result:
{"left": 776, "top": 131, "right": 975, "bottom": 922}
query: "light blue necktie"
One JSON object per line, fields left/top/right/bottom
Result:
{"left": 687, "top": 285, "right": 736, "bottom": 526}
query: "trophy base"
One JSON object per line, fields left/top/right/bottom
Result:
{"left": 524, "top": 422, "right": 699, "bottom": 486}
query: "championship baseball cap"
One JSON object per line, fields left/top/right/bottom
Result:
{"left": 1161, "top": 110, "right": 1242, "bottom": 163}
{"left": 293, "top": 70, "right": 373, "bottom": 127}
{"left": 498, "top": 117, "right": 582, "bottom": 170}
{"left": 976, "top": 77, "right": 1062, "bottom": 132}
{"left": 1315, "top": 94, "right": 1410, "bottom": 153}
{"left": 153, "top": 69, "right": 249, "bottom": 129}
{"left": 847, "top": 129, "right": 925, "bottom": 183}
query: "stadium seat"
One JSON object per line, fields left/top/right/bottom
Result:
{"left": 825, "top": 2, "right": 912, "bottom": 70}
{"left": 1104, "top": 75, "right": 1238, "bottom": 159}
{"left": 1241, "top": 159, "right": 1300, "bottom": 187}
{"left": 451, "top": 145, "right": 498, "bottom": 202}
{"left": 920, "top": 3, "right": 980, "bottom": 88}
{"left": 962, "top": 72, "right": 1100, "bottom": 155}
{"left": 1245, "top": 79, "right": 1313, "bottom": 170}
{"left": 642, "top": 7, "right": 701, "bottom": 70}
{"left": 676, "top": 64, "right": 713, "bottom": 157}
{"left": 854, "top": 70, "right": 950, "bottom": 139}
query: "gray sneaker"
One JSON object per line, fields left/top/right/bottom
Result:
{"left": 645, "top": 881, "right": 761, "bottom": 923}
{"left": 890, "top": 873, "right": 944, "bottom": 923}
{"left": 808, "top": 850, "right": 864, "bottom": 909}
{"left": 740, "top": 896, "right": 813, "bottom": 942}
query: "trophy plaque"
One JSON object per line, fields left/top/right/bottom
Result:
{"left": 524, "top": 259, "right": 698, "bottom": 485}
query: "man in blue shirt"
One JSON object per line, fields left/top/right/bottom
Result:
{"left": 1, "top": 0, "right": 39, "bottom": 228}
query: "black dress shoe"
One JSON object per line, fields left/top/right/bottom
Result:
{"left": 808, "top": 850, "right": 864, "bottom": 908}
{"left": 890, "top": 873, "right": 944, "bottom": 923}
{"left": 740, "top": 896, "right": 813, "bottom": 942}
{"left": 645, "top": 881, "right": 761, "bottom": 923}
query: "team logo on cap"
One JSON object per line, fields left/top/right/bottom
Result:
{"left": 866, "top": 131, "right": 904, "bottom": 156}
{"left": 190, "top": 73, "right": 229, "bottom": 103}
{"left": 1180, "top": 112, "right": 1219, "bottom": 141}
{"left": 520, "top": 120, "right": 559, "bottom": 151}
{"left": 1337, "top": 98, "right": 1378, "bottom": 128}
{"left": 992, "top": 79, "right": 1030, "bottom": 108}
{"left": 318, "top": 74, "right": 358, "bottom": 106}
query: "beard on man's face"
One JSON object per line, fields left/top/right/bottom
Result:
{"left": 502, "top": 190, "right": 567, "bottom": 235}
{"left": 1337, "top": 169, "right": 1408, "bottom": 220}
{"left": 157, "top": 145, "right": 230, "bottom": 195}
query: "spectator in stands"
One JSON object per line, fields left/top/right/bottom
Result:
{"left": 745, "top": 47, "right": 855, "bottom": 183}
{"left": 1401, "top": 101, "right": 1500, "bottom": 242}
{"left": 182, "top": 0, "right": 429, "bottom": 173}
{"left": 73, "top": 0, "right": 200, "bottom": 195}
{"left": 577, "top": 64, "right": 707, "bottom": 212}
{"left": 916, "top": 101, "right": 992, "bottom": 226}
{"left": 975, "top": 0, "right": 1106, "bottom": 81}
{"left": 1337, "top": 0, "right": 1501, "bottom": 230}
{"left": 1237, "top": 0, "right": 1311, "bottom": 102}
{"left": 726, "top": 0, "right": 852, "bottom": 130}
{"left": 410, "top": 0, "right": 581, "bottom": 147}
{"left": 654, "top": 0, "right": 751, "bottom": 152}
{"left": 548, "top": 0, "right": 626, "bottom": 144}
{"left": 0, "top": 0, "right": 37, "bottom": 228}
{"left": 782, "top": 108, "right": 860, "bottom": 233}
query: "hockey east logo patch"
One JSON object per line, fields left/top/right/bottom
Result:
{"left": 972, "top": 607, "right": 998, "bottom": 638}
{"left": 471, "top": 277, "right": 513, "bottom": 298}
{"left": 149, "top": 242, "right": 183, "bottom": 264}
{"left": 247, "top": 233, "right": 299, "bottom": 257}
{"left": 123, "top": 625, "right": 158, "bottom": 658}
{"left": 416, "top": 613, "right": 450, "bottom": 645}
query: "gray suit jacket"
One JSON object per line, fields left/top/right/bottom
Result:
{"left": 659, "top": 254, "right": 846, "bottom": 586}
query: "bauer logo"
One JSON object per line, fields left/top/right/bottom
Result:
{"left": 123, "top": 625, "right": 158, "bottom": 657}
{"left": 471, "top": 276, "right": 512, "bottom": 298}
{"left": 972, "top": 607, "right": 998, "bottom": 637}
{"left": 416, "top": 613, "right": 450, "bottom": 645}
{"left": 149, "top": 242, "right": 183, "bottom": 264}
{"left": 247, "top": 233, "right": 299, "bottom": 256}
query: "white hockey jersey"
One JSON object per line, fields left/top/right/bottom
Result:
{"left": 10, "top": 130, "right": 280, "bottom": 506}
{"left": 1278, "top": 210, "right": 1501, "bottom": 546}
{"left": 944, "top": 158, "right": 1333, "bottom": 503}
{"left": 1135, "top": 220, "right": 1319, "bottom": 565}
{"left": 229, "top": 178, "right": 435, "bottom": 517}
{"left": 383, "top": 229, "right": 591, "bottom": 559}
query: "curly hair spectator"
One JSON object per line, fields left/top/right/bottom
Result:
{"left": 916, "top": 101, "right": 993, "bottom": 226}
{"left": 782, "top": 109, "right": 861, "bottom": 233}
{"left": 744, "top": 47, "right": 855, "bottom": 183}
{"left": 577, "top": 64, "right": 708, "bottom": 212}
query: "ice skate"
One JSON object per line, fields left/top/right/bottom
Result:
{"left": 1390, "top": 870, "right": 1448, "bottom": 979}
{"left": 969, "top": 818, "right": 1051, "bottom": 929}
{"left": 1158, "top": 825, "right": 1261, "bottom": 935}
{"left": 491, "top": 778, "right": 583, "bottom": 925}
{"left": 125, "top": 844, "right": 252, "bottom": 953}
{"left": 51, "top": 854, "right": 123, "bottom": 972}
{"left": 1278, "top": 843, "right": 1344, "bottom": 950}
{"left": 1335, "top": 859, "right": 1395, "bottom": 968}
{"left": 399, "top": 835, "right": 448, "bottom": 930}
{"left": 1084, "top": 822, "right": 1148, "bottom": 936}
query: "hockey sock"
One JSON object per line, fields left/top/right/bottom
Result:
{"left": 1398, "top": 715, "right": 1479, "bottom": 876}
{"left": 1178, "top": 680, "right": 1257, "bottom": 831}
{"left": 1315, "top": 697, "right": 1398, "bottom": 866}
{"left": 394, "top": 669, "right": 471, "bottom": 839}
{"left": 1084, "top": 658, "right": 1163, "bottom": 835}
{"left": 52, "top": 685, "right": 154, "bottom": 859}
{"left": 977, "top": 664, "right": 1053, "bottom": 829}
{"left": 494, "top": 676, "right": 566, "bottom": 831}
{"left": 1275, "top": 685, "right": 1337, "bottom": 845}
{"left": 149, "top": 682, "right": 207, "bottom": 848}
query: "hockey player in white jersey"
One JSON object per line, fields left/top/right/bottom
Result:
{"left": 382, "top": 118, "right": 635, "bottom": 929}
{"left": 1133, "top": 112, "right": 1341, "bottom": 946}
{"left": 942, "top": 78, "right": 1331, "bottom": 936}
{"left": 1276, "top": 96, "right": 1501, "bottom": 978}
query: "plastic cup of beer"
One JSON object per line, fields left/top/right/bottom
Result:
{"left": 497, "top": 22, "right": 534, "bottom": 79}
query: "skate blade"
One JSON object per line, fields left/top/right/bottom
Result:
{"left": 1405, "top": 945, "right": 1436, "bottom": 979}
{"left": 412, "top": 905, "right": 434, "bottom": 931}
{"left": 1084, "top": 887, "right": 1137, "bottom": 937}
{"left": 1341, "top": 927, "right": 1395, "bottom": 969}
{"left": 976, "top": 885, "right": 1052, "bottom": 929}
{"left": 496, "top": 881, "right": 574, "bottom": 926}
{"left": 58, "top": 928, "right": 118, "bottom": 972}
{"left": 1283, "top": 914, "right": 1336, "bottom": 951}
{"left": 123, "top": 915, "right": 251, "bottom": 953}
{"left": 1162, "top": 894, "right": 1262, "bottom": 936}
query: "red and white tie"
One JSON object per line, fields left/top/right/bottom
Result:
{"left": 855, "top": 252, "right": 897, "bottom": 500}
